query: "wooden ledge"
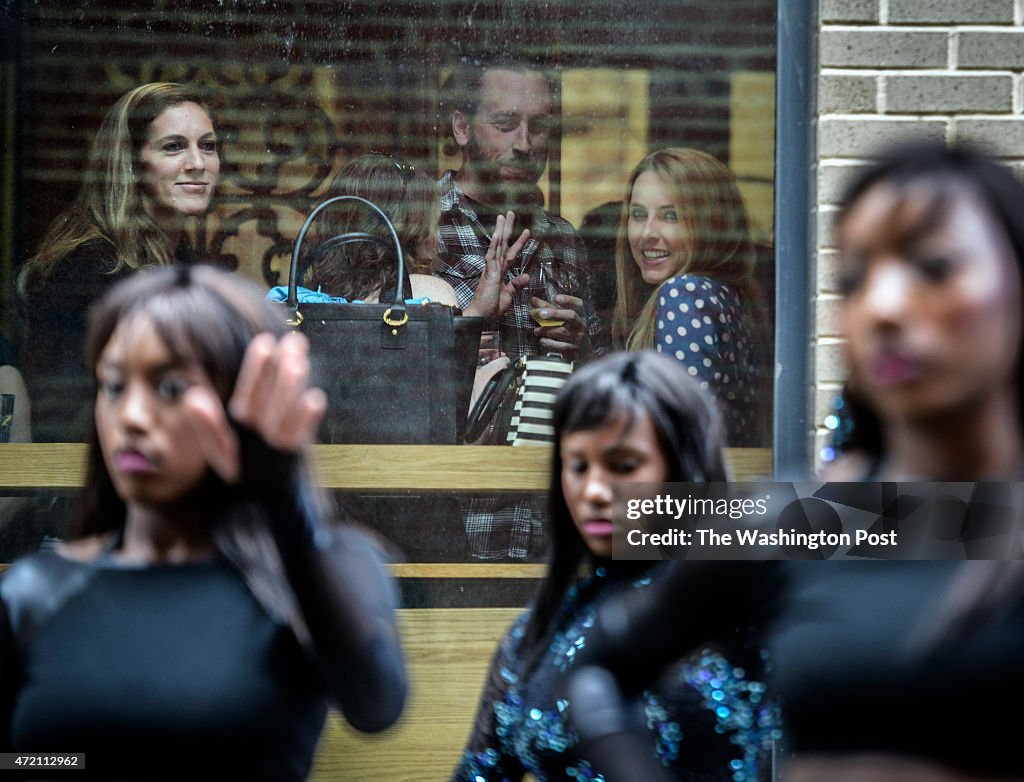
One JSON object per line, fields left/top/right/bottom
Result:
{"left": 0, "top": 443, "right": 771, "bottom": 490}
{"left": 389, "top": 562, "right": 546, "bottom": 578}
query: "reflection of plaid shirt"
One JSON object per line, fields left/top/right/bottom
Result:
{"left": 437, "top": 171, "right": 604, "bottom": 560}
{"left": 461, "top": 495, "right": 547, "bottom": 561}
{"left": 436, "top": 171, "right": 605, "bottom": 361}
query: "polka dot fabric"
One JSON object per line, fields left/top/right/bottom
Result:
{"left": 655, "top": 275, "right": 760, "bottom": 446}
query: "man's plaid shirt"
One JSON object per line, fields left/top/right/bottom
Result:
{"left": 436, "top": 171, "right": 604, "bottom": 559}
{"left": 435, "top": 170, "right": 605, "bottom": 360}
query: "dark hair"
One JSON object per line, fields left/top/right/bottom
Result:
{"left": 520, "top": 350, "right": 729, "bottom": 666}
{"left": 78, "top": 264, "right": 320, "bottom": 637}
{"left": 579, "top": 200, "right": 622, "bottom": 335}
{"left": 304, "top": 153, "right": 437, "bottom": 301}
{"left": 438, "top": 58, "right": 558, "bottom": 157}
{"left": 833, "top": 140, "right": 1024, "bottom": 462}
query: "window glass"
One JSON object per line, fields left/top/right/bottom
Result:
{"left": 1, "top": 2, "right": 776, "bottom": 777}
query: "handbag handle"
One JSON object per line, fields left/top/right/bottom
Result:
{"left": 464, "top": 361, "right": 518, "bottom": 443}
{"left": 287, "top": 195, "right": 408, "bottom": 321}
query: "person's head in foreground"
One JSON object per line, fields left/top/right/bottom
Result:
{"left": 834, "top": 140, "right": 1024, "bottom": 480}
{"left": 527, "top": 349, "right": 727, "bottom": 647}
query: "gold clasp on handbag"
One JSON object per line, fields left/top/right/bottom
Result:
{"left": 286, "top": 309, "right": 304, "bottom": 327}
{"left": 383, "top": 308, "right": 409, "bottom": 328}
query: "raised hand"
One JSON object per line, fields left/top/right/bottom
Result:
{"left": 185, "top": 331, "right": 327, "bottom": 484}
{"left": 463, "top": 211, "right": 532, "bottom": 322}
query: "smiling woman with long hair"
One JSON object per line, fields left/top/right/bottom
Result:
{"left": 612, "top": 148, "right": 769, "bottom": 446}
{"left": 18, "top": 82, "right": 223, "bottom": 443}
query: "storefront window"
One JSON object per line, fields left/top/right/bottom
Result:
{"left": 0, "top": 2, "right": 777, "bottom": 776}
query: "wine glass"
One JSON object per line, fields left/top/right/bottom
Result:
{"left": 530, "top": 260, "right": 572, "bottom": 328}
{"left": 530, "top": 260, "right": 582, "bottom": 360}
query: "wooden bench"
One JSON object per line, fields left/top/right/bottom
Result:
{"left": 310, "top": 605, "right": 521, "bottom": 781}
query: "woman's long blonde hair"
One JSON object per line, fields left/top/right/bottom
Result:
{"left": 611, "top": 147, "right": 758, "bottom": 350}
{"left": 19, "top": 82, "right": 214, "bottom": 294}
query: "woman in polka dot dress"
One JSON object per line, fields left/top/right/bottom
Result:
{"left": 611, "top": 148, "right": 769, "bottom": 446}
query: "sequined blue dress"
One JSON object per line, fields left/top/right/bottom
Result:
{"left": 451, "top": 562, "right": 778, "bottom": 782}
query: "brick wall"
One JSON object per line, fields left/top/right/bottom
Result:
{"left": 813, "top": 0, "right": 1024, "bottom": 468}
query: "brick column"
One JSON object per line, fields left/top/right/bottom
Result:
{"left": 812, "top": 0, "right": 1024, "bottom": 469}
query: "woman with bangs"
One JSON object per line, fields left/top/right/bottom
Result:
{"left": 612, "top": 148, "right": 769, "bottom": 446}
{"left": 0, "top": 265, "right": 406, "bottom": 779}
{"left": 452, "top": 351, "right": 777, "bottom": 782}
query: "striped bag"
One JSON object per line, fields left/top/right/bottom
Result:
{"left": 506, "top": 355, "right": 575, "bottom": 445}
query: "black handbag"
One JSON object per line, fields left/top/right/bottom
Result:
{"left": 284, "top": 195, "right": 483, "bottom": 445}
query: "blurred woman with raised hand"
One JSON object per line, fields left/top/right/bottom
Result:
{"left": 0, "top": 265, "right": 406, "bottom": 780}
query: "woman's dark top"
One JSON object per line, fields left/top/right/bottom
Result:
{"left": 573, "top": 561, "right": 1024, "bottom": 779}
{"left": 769, "top": 561, "right": 1024, "bottom": 776}
{"left": 18, "top": 239, "right": 202, "bottom": 442}
{"left": 453, "top": 562, "right": 777, "bottom": 781}
{"left": 0, "top": 551, "right": 325, "bottom": 780}
{"left": 0, "top": 498, "right": 407, "bottom": 781}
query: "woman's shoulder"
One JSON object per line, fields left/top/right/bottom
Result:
{"left": 24, "top": 238, "right": 120, "bottom": 299}
{"left": 0, "top": 537, "right": 120, "bottom": 643}
{"left": 410, "top": 274, "right": 459, "bottom": 306}
{"left": 661, "top": 274, "right": 737, "bottom": 299}
{"left": 656, "top": 275, "right": 747, "bottom": 326}
{"left": 504, "top": 608, "right": 532, "bottom": 642}
{"left": 490, "top": 608, "right": 532, "bottom": 661}
{"left": 0, "top": 546, "right": 90, "bottom": 613}
{"left": 57, "top": 238, "right": 120, "bottom": 271}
